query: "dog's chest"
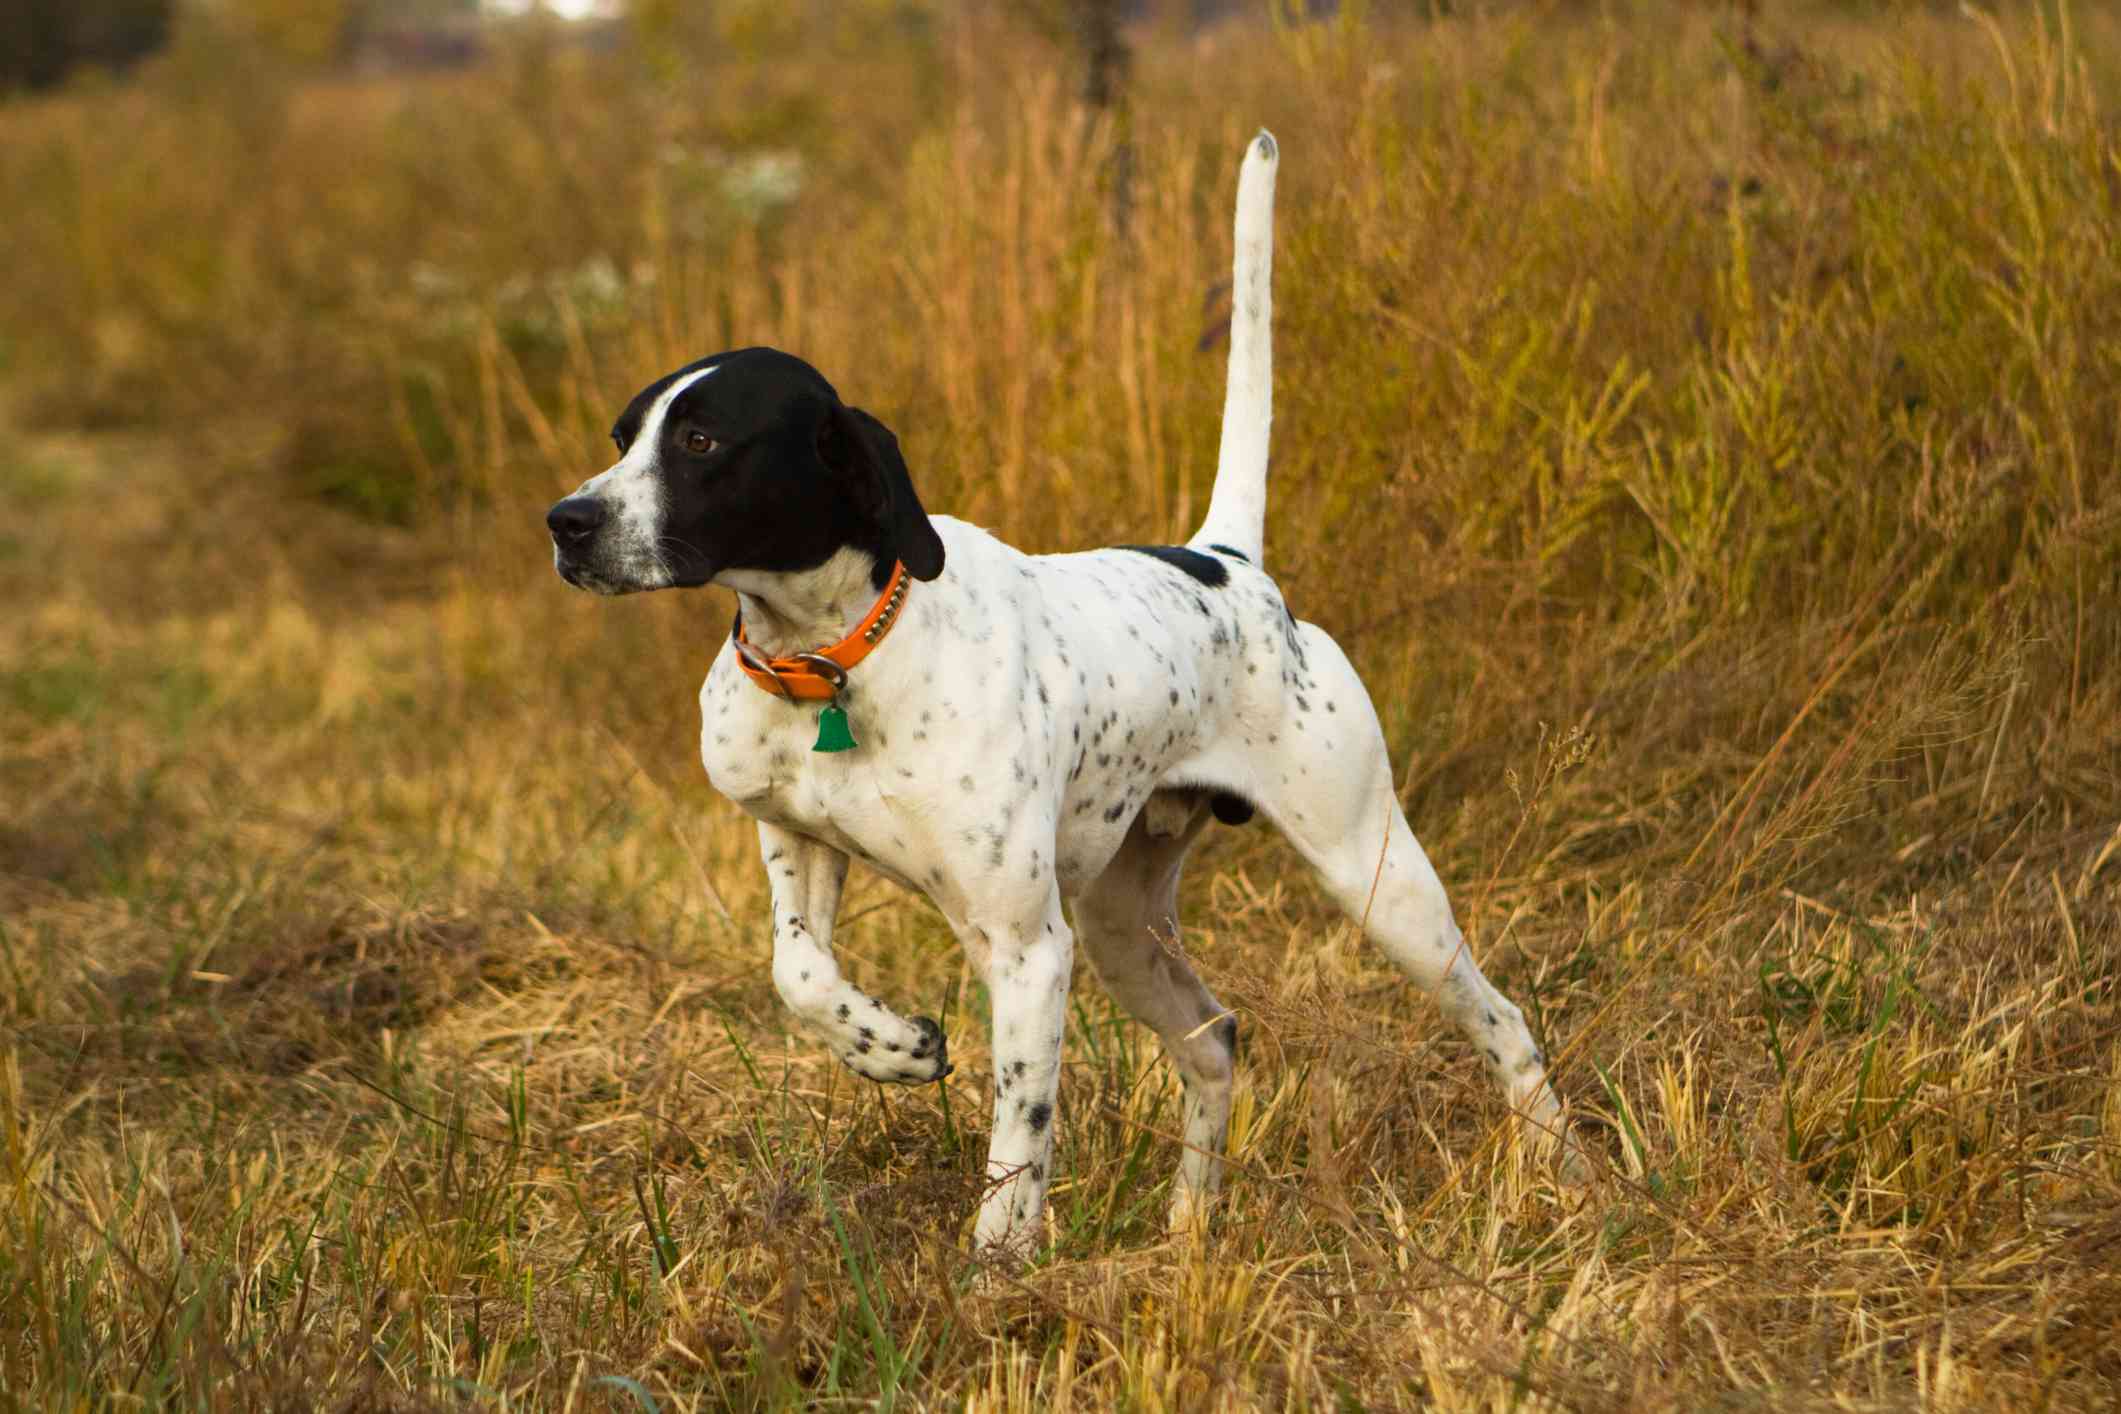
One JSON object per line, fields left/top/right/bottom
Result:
{"left": 697, "top": 657, "right": 966, "bottom": 888}
{"left": 701, "top": 664, "right": 860, "bottom": 814}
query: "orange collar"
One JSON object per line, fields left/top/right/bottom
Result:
{"left": 730, "top": 561, "right": 910, "bottom": 701}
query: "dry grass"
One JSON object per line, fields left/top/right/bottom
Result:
{"left": 2, "top": 3, "right": 2118, "bottom": 1408}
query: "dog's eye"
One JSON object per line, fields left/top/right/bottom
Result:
{"left": 683, "top": 429, "right": 718, "bottom": 456}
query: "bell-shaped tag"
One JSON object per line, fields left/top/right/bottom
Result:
{"left": 813, "top": 704, "right": 858, "bottom": 753}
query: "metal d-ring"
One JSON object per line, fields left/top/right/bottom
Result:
{"left": 731, "top": 638, "right": 795, "bottom": 700}
{"left": 790, "top": 653, "right": 849, "bottom": 696}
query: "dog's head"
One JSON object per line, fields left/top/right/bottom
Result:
{"left": 546, "top": 347, "right": 944, "bottom": 596}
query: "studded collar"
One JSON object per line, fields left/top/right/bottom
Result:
{"left": 729, "top": 560, "right": 910, "bottom": 702}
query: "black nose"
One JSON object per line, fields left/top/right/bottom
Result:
{"left": 547, "top": 496, "right": 607, "bottom": 546}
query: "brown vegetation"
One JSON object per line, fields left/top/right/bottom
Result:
{"left": 1, "top": 3, "right": 2117, "bottom": 1407}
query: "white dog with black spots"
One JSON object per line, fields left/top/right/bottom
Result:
{"left": 547, "top": 132, "right": 1576, "bottom": 1257}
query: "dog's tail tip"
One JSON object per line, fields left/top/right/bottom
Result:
{"left": 1198, "top": 127, "right": 1276, "bottom": 568}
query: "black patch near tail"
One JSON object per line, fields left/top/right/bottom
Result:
{"left": 1117, "top": 545, "right": 1228, "bottom": 588}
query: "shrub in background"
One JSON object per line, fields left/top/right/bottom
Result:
{"left": 0, "top": 0, "right": 173, "bottom": 93}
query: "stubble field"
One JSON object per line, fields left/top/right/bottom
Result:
{"left": 1, "top": 4, "right": 2118, "bottom": 1408}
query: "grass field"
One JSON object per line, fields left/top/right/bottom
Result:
{"left": 2, "top": 2, "right": 2118, "bottom": 1408}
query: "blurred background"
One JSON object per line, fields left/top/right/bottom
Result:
{"left": 1, "top": 1, "right": 2117, "bottom": 1407}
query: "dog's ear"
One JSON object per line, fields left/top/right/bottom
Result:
{"left": 817, "top": 404, "right": 946, "bottom": 582}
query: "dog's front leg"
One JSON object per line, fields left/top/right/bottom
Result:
{"left": 972, "top": 890, "right": 1073, "bottom": 1258}
{"left": 758, "top": 822, "right": 950, "bottom": 1083}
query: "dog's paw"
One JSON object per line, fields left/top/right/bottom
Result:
{"left": 908, "top": 1015, "right": 949, "bottom": 1071}
{"left": 838, "top": 1015, "right": 951, "bottom": 1085}
{"left": 1166, "top": 1187, "right": 1215, "bottom": 1242}
{"left": 1555, "top": 1130, "right": 1595, "bottom": 1188}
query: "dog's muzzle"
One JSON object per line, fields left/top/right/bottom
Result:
{"left": 548, "top": 496, "right": 611, "bottom": 590}
{"left": 547, "top": 496, "right": 607, "bottom": 549}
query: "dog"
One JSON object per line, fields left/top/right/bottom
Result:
{"left": 547, "top": 132, "right": 1572, "bottom": 1255}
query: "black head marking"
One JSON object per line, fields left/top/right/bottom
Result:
{"left": 583, "top": 347, "right": 942, "bottom": 591}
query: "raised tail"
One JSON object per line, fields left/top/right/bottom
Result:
{"left": 1192, "top": 129, "right": 1277, "bottom": 567}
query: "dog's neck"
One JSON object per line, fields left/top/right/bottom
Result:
{"left": 719, "top": 546, "right": 889, "bottom": 658}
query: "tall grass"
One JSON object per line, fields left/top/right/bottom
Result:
{"left": 1, "top": 3, "right": 2117, "bottom": 1408}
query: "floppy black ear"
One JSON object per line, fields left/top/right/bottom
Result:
{"left": 819, "top": 404, "right": 946, "bottom": 582}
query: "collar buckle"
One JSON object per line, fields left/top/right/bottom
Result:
{"left": 789, "top": 653, "right": 849, "bottom": 697}
{"left": 731, "top": 637, "right": 794, "bottom": 699}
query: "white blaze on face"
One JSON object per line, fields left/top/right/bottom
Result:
{"left": 570, "top": 362, "right": 721, "bottom": 589}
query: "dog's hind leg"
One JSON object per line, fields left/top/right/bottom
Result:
{"left": 758, "top": 822, "right": 951, "bottom": 1084}
{"left": 1075, "top": 799, "right": 1238, "bottom": 1233}
{"left": 1239, "top": 625, "right": 1574, "bottom": 1164}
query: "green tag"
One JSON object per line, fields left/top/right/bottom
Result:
{"left": 813, "top": 704, "right": 857, "bottom": 753}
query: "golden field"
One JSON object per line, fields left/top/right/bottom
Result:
{"left": 1, "top": 3, "right": 2117, "bottom": 1408}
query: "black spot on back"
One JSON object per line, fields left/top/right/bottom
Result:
{"left": 1205, "top": 543, "right": 1250, "bottom": 564}
{"left": 1116, "top": 545, "right": 1228, "bottom": 588}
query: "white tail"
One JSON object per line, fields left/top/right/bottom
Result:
{"left": 1193, "top": 129, "right": 1277, "bottom": 567}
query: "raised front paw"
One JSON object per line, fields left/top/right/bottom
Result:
{"left": 908, "top": 1015, "right": 948, "bottom": 1070}
{"left": 839, "top": 1014, "right": 951, "bottom": 1085}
